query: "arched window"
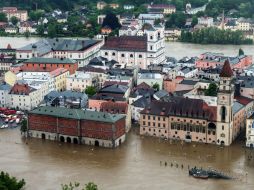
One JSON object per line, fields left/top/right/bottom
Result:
{"left": 221, "top": 106, "right": 226, "bottom": 122}
{"left": 105, "top": 52, "right": 108, "bottom": 56}
{"left": 112, "top": 52, "right": 115, "bottom": 56}
{"left": 139, "top": 54, "right": 142, "bottom": 58}
{"left": 121, "top": 54, "right": 125, "bottom": 57}
{"left": 130, "top": 54, "right": 133, "bottom": 58}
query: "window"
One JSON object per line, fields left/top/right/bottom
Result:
{"left": 221, "top": 107, "right": 226, "bottom": 122}
{"left": 222, "top": 125, "right": 224, "bottom": 130}
{"left": 121, "top": 54, "right": 125, "bottom": 57}
{"left": 105, "top": 52, "right": 108, "bottom": 56}
{"left": 139, "top": 54, "right": 142, "bottom": 58}
{"left": 143, "top": 121, "right": 145, "bottom": 125}
{"left": 130, "top": 54, "right": 133, "bottom": 58}
{"left": 150, "top": 35, "right": 153, "bottom": 40}
{"left": 112, "top": 52, "right": 115, "bottom": 56}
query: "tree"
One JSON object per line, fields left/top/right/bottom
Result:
{"left": 48, "top": 22, "right": 57, "bottom": 38}
{"left": 20, "top": 119, "right": 27, "bottom": 134}
{"left": 0, "top": 13, "right": 7, "bottom": 22}
{"left": 152, "top": 83, "right": 160, "bottom": 91}
{"left": 36, "top": 25, "right": 45, "bottom": 36}
{"left": 191, "top": 16, "right": 198, "bottom": 27}
{"left": 102, "top": 13, "right": 121, "bottom": 30}
{"left": 205, "top": 83, "right": 218, "bottom": 96}
{"left": 61, "top": 182, "right": 98, "bottom": 190}
{"left": 10, "top": 16, "right": 19, "bottom": 25}
{"left": 0, "top": 171, "right": 25, "bottom": 190}
{"left": 238, "top": 48, "right": 244, "bottom": 56}
{"left": 85, "top": 86, "right": 96, "bottom": 97}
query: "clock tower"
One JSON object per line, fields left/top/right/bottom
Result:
{"left": 217, "top": 60, "right": 234, "bottom": 146}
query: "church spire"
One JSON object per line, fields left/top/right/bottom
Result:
{"left": 220, "top": 60, "right": 233, "bottom": 78}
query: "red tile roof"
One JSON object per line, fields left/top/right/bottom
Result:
{"left": 220, "top": 60, "right": 234, "bottom": 77}
{"left": 135, "top": 82, "right": 151, "bottom": 89}
{"left": 100, "top": 101, "right": 128, "bottom": 114}
{"left": 102, "top": 36, "right": 147, "bottom": 52}
{"left": 10, "top": 83, "right": 35, "bottom": 95}
{"left": 235, "top": 96, "right": 253, "bottom": 105}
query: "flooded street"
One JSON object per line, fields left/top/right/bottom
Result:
{"left": 0, "top": 127, "right": 253, "bottom": 190}
{"left": 0, "top": 37, "right": 254, "bottom": 189}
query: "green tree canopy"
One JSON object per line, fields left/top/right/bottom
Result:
{"left": 152, "top": 83, "right": 160, "bottom": 91}
{"left": 20, "top": 119, "right": 28, "bottom": 134}
{"left": 85, "top": 86, "right": 97, "bottom": 97}
{"left": 0, "top": 13, "right": 7, "bottom": 22}
{"left": 102, "top": 12, "right": 121, "bottom": 30}
{"left": 62, "top": 182, "right": 98, "bottom": 190}
{"left": 205, "top": 83, "right": 218, "bottom": 96}
{"left": 238, "top": 48, "right": 244, "bottom": 56}
{"left": 0, "top": 171, "right": 25, "bottom": 190}
{"left": 10, "top": 16, "right": 19, "bottom": 25}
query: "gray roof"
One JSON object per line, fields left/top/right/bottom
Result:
{"left": 0, "top": 83, "right": 11, "bottom": 91}
{"left": 233, "top": 101, "right": 244, "bottom": 115}
{"left": 132, "top": 96, "right": 150, "bottom": 108}
{"left": 18, "top": 38, "right": 101, "bottom": 55}
{"left": 100, "top": 84, "right": 128, "bottom": 94}
{"left": 24, "top": 57, "right": 76, "bottom": 64}
{"left": 180, "top": 79, "right": 198, "bottom": 85}
{"left": 30, "top": 106, "right": 125, "bottom": 123}
{"left": 45, "top": 90, "right": 87, "bottom": 100}
{"left": 153, "top": 90, "right": 169, "bottom": 99}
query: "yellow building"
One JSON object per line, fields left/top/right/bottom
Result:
{"left": 50, "top": 68, "right": 69, "bottom": 92}
{"left": 4, "top": 70, "right": 17, "bottom": 86}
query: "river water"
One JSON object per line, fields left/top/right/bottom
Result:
{"left": 0, "top": 37, "right": 254, "bottom": 190}
{"left": 1, "top": 37, "right": 254, "bottom": 59}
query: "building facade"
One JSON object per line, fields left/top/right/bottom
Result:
{"left": 28, "top": 106, "right": 126, "bottom": 148}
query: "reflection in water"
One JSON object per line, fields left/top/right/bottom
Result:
{"left": 0, "top": 128, "right": 253, "bottom": 190}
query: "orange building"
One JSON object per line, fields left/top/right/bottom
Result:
{"left": 21, "top": 57, "right": 78, "bottom": 74}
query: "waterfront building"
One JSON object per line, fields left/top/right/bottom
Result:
{"left": 16, "top": 38, "right": 103, "bottom": 67}
{"left": 195, "top": 52, "right": 252, "bottom": 70}
{"left": 8, "top": 83, "right": 43, "bottom": 110}
{"left": 123, "top": 5, "right": 135, "bottom": 10}
{"left": 0, "top": 7, "right": 28, "bottom": 21}
{"left": 139, "top": 61, "right": 245, "bottom": 146}
{"left": 0, "top": 55, "right": 15, "bottom": 71}
{"left": 246, "top": 113, "right": 254, "bottom": 148}
{"left": 18, "top": 21, "right": 37, "bottom": 34}
{"left": 5, "top": 27, "right": 18, "bottom": 34}
{"left": 198, "top": 16, "right": 214, "bottom": 27}
{"left": 101, "top": 23, "right": 165, "bottom": 69}
{"left": 28, "top": 106, "right": 126, "bottom": 148}
{"left": 0, "top": 82, "right": 11, "bottom": 107}
{"left": 236, "top": 17, "right": 253, "bottom": 31}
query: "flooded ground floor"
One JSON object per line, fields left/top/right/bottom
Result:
{"left": 0, "top": 127, "right": 254, "bottom": 190}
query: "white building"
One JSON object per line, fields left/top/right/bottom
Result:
{"left": 137, "top": 72, "right": 163, "bottom": 90}
{"left": 198, "top": 17, "right": 214, "bottom": 27}
{"left": 246, "top": 114, "right": 254, "bottom": 148}
{"left": 138, "top": 14, "right": 164, "bottom": 25}
{"left": 124, "top": 5, "right": 135, "bottom": 10}
{"left": 16, "top": 38, "right": 104, "bottom": 67}
{"left": 66, "top": 71, "right": 98, "bottom": 92}
{"left": 0, "top": 83, "right": 11, "bottom": 107}
{"left": 101, "top": 24, "right": 165, "bottom": 69}
{"left": 0, "top": 7, "right": 28, "bottom": 21}
{"left": 119, "top": 26, "right": 138, "bottom": 36}
{"left": 5, "top": 27, "right": 18, "bottom": 34}
{"left": 177, "top": 67, "right": 198, "bottom": 78}
{"left": 8, "top": 83, "right": 44, "bottom": 110}
{"left": 236, "top": 17, "right": 252, "bottom": 31}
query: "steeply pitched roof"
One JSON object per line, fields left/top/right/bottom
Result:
{"left": 220, "top": 60, "right": 234, "bottom": 77}
{"left": 141, "top": 98, "right": 217, "bottom": 121}
{"left": 9, "top": 83, "right": 36, "bottom": 95}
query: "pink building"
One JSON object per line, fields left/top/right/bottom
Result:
{"left": 195, "top": 52, "right": 252, "bottom": 70}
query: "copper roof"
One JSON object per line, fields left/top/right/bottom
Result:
{"left": 102, "top": 36, "right": 147, "bottom": 52}
{"left": 219, "top": 60, "right": 234, "bottom": 77}
{"left": 141, "top": 98, "right": 217, "bottom": 121}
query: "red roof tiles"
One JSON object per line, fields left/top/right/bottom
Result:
{"left": 102, "top": 36, "right": 147, "bottom": 52}
{"left": 10, "top": 83, "right": 34, "bottom": 95}
{"left": 220, "top": 60, "right": 234, "bottom": 77}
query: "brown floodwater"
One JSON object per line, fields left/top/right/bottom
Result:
{"left": 0, "top": 127, "right": 254, "bottom": 190}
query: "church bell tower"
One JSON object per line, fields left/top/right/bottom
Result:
{"left": 216, "top": 60, "right": 234, "bottom": 146}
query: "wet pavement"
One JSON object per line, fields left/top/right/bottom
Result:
{"left": 0, "top": 127, "right": 253, "bottom": 190}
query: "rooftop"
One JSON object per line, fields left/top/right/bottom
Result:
{"left": 220, "top": 60, "right": 234, "bottom": 77}
{"left": 102, "top": 36, "right": 147, "bottom": 52}
{"left": 24, "top": 57, "right": 76, "bottom": 64}
{"left": 30, "top": 106, "right": 125, "bottom": 123}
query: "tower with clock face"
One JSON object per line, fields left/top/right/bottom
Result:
{"left": 216, "top": 60, "right": 234, "bottom": 146}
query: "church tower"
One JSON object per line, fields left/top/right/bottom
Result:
{"left": 216, "top": 60, "right": 234, "bottom": 146}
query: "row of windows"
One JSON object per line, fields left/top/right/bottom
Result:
{"left": 143, "top": 121, "right": 166, "bottom": 128}
{"left": 104, "top": 52, "right": 143, "bottom": 58}
{"left": 143, "top": 115, "right": 166, "bottom": 121}
{"left": 143, "top": 128, "right": 167, "bottom": 134}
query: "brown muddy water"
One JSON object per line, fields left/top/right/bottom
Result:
{"left": 0, "top": 127, "right": 254, "bottom": 190}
